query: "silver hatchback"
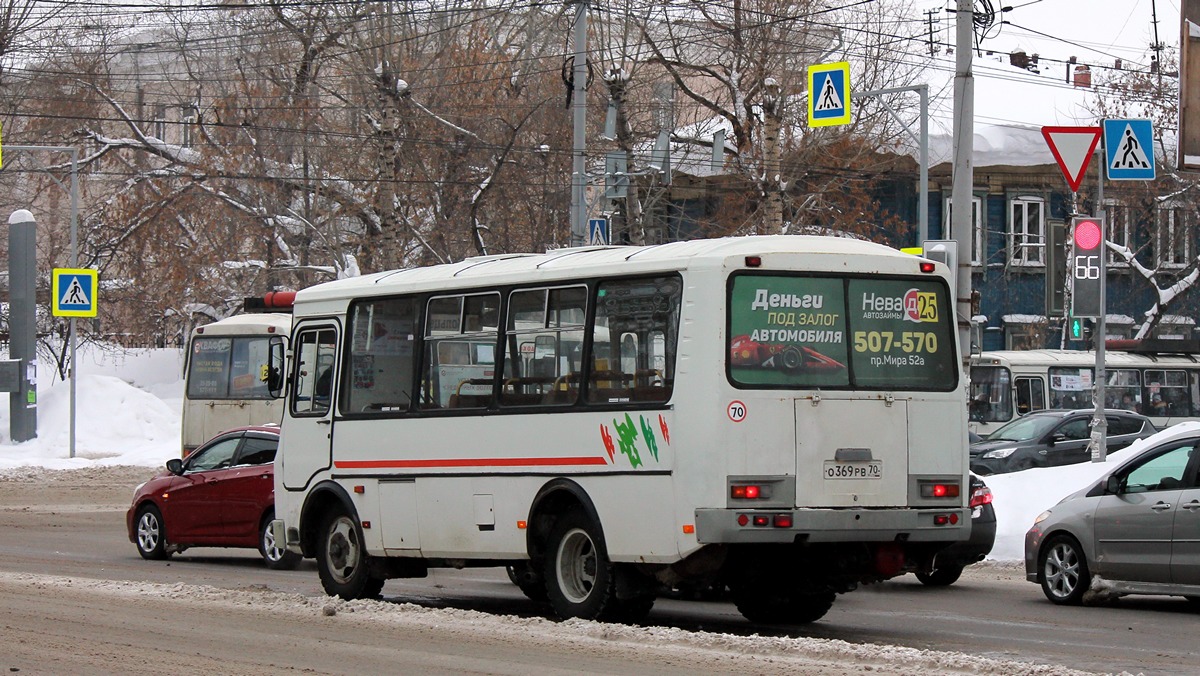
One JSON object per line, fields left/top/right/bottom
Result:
{"left": 1025, "top": 424, "right": 1200, "bottom": 605}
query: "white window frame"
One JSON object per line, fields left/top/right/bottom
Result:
{"left": 943, "top": 194, "right": 984, "bottom": 265}
{"left": 1155, "top": 202, "right": 1192, "bottom": 268}
{"left": 1009, "top": 196, "right": 1045, "bottom": 267}
{"left": 1102, "top": 198, "right": 1132, "bottom": 267}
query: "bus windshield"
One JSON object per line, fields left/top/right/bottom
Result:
{"left": 186, "top": 335, "right": 284, "bottom": 400}
{"left": 728, "top": 274, "right": 957, "bottom": 390}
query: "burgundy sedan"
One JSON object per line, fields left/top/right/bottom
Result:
{"left": 126, "top": 425, "right": 298, "bottom": 569}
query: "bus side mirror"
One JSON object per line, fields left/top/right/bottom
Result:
{"left": 267, "top": 337, "right": 285, "bottom": 397}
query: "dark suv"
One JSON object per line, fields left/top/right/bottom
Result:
{"left": 970, "top": 409, "right": 1156, "bottom": 475}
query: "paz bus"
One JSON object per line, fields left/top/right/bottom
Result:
{"left": 271, "top": 236, "right": 970, "bottom": 624}
{"left": 180, "top": 293, "right": 294, "bottom": 456}
{"left": 968, "top": 340, "right": 1200, "bottom": 436}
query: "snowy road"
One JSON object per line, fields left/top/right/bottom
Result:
{"left": 0, "top": 466, "right": 1192, "bottom": 675}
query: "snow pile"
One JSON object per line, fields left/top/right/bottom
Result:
{"left": 982, "top": 422, "right": 1200, "bottom": 561}
{"left": 0, "top": 346, "right": 183, "bottom": 470}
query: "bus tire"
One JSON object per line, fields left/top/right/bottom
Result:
{"left": 317, "top": 507, "right": 384, "bottom": 600}
{"left": 134, "top": 504, "right": 170, "bottom": 560}
{"left": 733, "top": 586, "right": 835, "bottom": 624}
{"left": 543, "top": 510, "right": 624, "bottom": 621}
{"left": 915, "top": 564, "right": 963, "bottom": 587}
{"left": 260, "top": 510, "right": 300, "bottom": 571}
{"left": 507, "top": 562, "right": 549, "bottom": 602}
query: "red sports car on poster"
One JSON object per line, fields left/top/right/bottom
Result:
{"left": 729, "top": 335, "right": 845, "bottom": 373}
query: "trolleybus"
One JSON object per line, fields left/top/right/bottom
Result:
{"left": 271, "top": 236, "right": 970, "bottom": 624}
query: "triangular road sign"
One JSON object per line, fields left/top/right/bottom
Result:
{"left": 1041, "top": 126, "right": 1102, "bottom": 192}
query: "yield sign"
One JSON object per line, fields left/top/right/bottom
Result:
{"left": 1041, "top": 126, "right": 1102, "bottom": 192}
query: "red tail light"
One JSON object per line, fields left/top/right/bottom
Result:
{"left": 920, "top": 482, "right": 960, "bottom": 498}
{"left": 969, "top": 485, "right": 993, "bottom": 508}
{"left": 731, "top": 484, "right": 765, "bottom": 499}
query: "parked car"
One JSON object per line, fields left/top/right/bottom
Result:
{"left": 1025, "top": 424, "right": 1200, "bottom": 605}
{"left": 970, "top": 409, "right": 1155, "bottom": 475}
{"left": 915, "top": 473, "right": 996, "bottom": 586}
{"left": 126, "top": 425, "right": 298, "bottom": 569}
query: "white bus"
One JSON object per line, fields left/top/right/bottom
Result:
{"left": 181, "top": 296, "right": 293, "bottom": 456}
{"left": 969, "top": 341, "right": 1200, "bottom": 436}
{"left": 272, "top": 236, "right": 969, "bottom": 624}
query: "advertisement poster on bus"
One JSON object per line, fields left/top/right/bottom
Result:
{"left": 729, "top": 276, "right": 956, "bottom": 390}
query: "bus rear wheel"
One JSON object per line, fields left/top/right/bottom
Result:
{"left": 732, "top": 585, "right": 835, "bottom": 624}
{"left": 317, "top": 508, "right": 385, "bottom": 600}
{"left": 543, "top": 510, "right": 653, "bottom": 623}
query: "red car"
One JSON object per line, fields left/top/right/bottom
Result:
{"left": 126, "top": 425, "right": 298, "bottom": 569}
{"left": 729, "top": 335, "right": 845, "bottom": 373}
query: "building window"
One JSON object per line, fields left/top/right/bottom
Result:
{"left": 942, "top": 195, "right": 984, "bottom": 265}
{"left": 1155, "top": 203, "right": 1192, "bottom": 268}
{"left": 180, "top": 105, "right": 198, "bottom": 147}
{"left": 153, "top": 104, "right": 167, "bottom": 140}
{"left": 1102, "top": 199, "right": 1132, "bottom": 267}
{"left": 1003, "top": 316, "right": 1046, "bottom": 349}
{"left": 1009, "top": 196, "right": 1045, "bottom": 266}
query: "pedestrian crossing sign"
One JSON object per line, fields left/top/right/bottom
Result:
{"left": 807, "top": 62, "right": 851, "bottom": 128}
{"left": 1103, "top": 118, "right": 1155, "bottom": 180}
{"left": 52, "top": 268, "right": 98, "bottom": 317}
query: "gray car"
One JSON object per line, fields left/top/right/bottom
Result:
{"left": 1024, "top": 425, "right": 1200, "bottom": 605}
{"left": 970, "top": 409, "right": 1155, "bottom": 475}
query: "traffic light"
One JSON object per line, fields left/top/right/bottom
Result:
{"left": 1069, "top": 316, "right": 1084, "bottom": 340}
{"left": 1070, "top": 216, "right": 1105, "bottom": 318}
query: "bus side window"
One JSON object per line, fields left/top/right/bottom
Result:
{"left": 589, "top": 276, "right": 681, "bottom": 404}
{"left": 1014, "top": 376, "right": 1044, "bottom": 416}
{"left": 291, "top": 328, "right": 337, "bottom": 416}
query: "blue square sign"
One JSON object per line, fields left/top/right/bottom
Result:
{"left": 52, "top": 268, "right": 98, "bottom": 317}
{"left": 1103, "top": 119, "right": 1155, "bottom": 180}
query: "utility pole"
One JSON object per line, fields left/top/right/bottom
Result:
{"left": 925, "top": 9, "right": 940, "bottom": 57}
{"left": 951, "top": 0, "right": 975, "bottom": 372}
{"left": 569, "top": 0, "right": 589, "bottom": 247}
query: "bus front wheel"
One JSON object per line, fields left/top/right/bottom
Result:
{"left": 543, "top": 510, "right": 653, "bottom": 622}
{"left": 317, "top": 508, "right": 385, "bottom": 600}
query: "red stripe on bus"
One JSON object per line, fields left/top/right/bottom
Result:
{"left": 334, "top": 456, "right": 609, "bottom": 469}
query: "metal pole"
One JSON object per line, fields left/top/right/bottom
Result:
{"left": 569, "top": 0, "right": 589, "bottom": 247}
{"left": 952, "top": 0, "right": 975, "bottom": 374}
{"left": 919, "top": 85, "right": 929, "bottom": 246}
{"left": 7, "top": 211, "right": 37, "bottom": 443}
{"left": 1092, "top": 148, "right": 1108, "bottom": 463}
{"left": 69, "top": 148, "right": 79, "bottom": 459}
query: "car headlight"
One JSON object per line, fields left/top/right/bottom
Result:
{"left": 1032, "top": 510, "right": 1051, "bottom": 525}
{"left": 133, "top": 481, "right": 147, "bottom": 494}
{"left": 982, "top": 447, "right": 1016, "bottom": 459}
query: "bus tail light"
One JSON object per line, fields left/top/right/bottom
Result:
{"left": 969, "top": 484, "right": 993, "bottom": 508}
{"left": 933, "top": 513, "right": 960, "bottom": 526}
{"left": 737, "top": 513, "right": 794, "bottom": 528}
{"left": 919, "top": 481, "right": 960, "bottom": 498}
{"left": 919, "top": 261, "right": 936, "bottom": 273}
{"left": 731, "top": 484, "right": 768, "bottom": 499}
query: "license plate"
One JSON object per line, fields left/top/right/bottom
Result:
{"left": 823, "top": 460, "right": 882, "bottom": 480}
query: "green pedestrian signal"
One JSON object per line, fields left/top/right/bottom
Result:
{"left": 1069, "top": 316, "right": 1084, "bottom": 340}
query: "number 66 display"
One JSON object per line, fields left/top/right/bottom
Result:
{"left": 1070, "top": 216, "right": 1105, "bottom": 318}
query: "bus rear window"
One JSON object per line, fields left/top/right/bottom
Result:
{"left": 728, "top": 275, "right": 957, "bottom": 391}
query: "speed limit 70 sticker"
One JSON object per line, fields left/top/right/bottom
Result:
{"left": 727, "top": 400, "right": 747, "bottom": 422}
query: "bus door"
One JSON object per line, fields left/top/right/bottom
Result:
{"left": 281, "top": 323, "right": 339, "bottom": 490}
